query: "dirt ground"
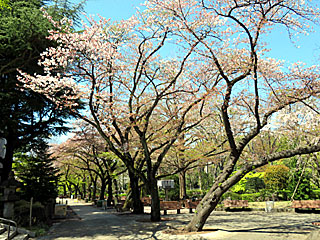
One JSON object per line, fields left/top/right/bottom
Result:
{"left": 36, "top": 199, "right": 320, "bottom": 240}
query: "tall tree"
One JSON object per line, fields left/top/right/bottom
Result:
{"left": 144, "top": 0, "right": 320, "bottom": 231}
{"left": 0, "top": 0, "right": 84, "bottom": 182}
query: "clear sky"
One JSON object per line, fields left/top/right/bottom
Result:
{"left": 79, "top": 0, "right": 320, "bottom": 66}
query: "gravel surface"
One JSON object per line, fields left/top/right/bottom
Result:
{"left": 35, "top": 199, "right": 320, "bottom": 240}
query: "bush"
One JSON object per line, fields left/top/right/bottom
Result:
{"left": 14, "top": 200, "right": 46, "bottom": 227}
{"left": 231, "top": 172, "right": 265, "bottom": 194}
{"left": 264, "top": 164, "right": 289, "bottom": 191}
{"left": 241, "top": 193, "right": 261, "bottom": 202}
{"left": 221, "top": 192, "right": 242, "bottom": 201}
{"left": 311, "top": 189, "right": 320, "bottom": 199}
{"left": 288, "top": 170, "right": 312, "bottom": 200}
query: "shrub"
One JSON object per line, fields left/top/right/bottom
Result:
{"left": 14, "top": 200, "right": 46, "bottom": 227}
{"left": 231, "top": 172, "right": 265, "bottom": 194}
{"left": 311, "top": 189, "right": 320, "bottom": 199}
{"left": 264, "top": 164, "right": 289, "bottom": 191}
{"left": 241, "top": 193, "right": 261, "bottom": 202}
{"left": 221, "top": 192, "right": 242, "bottom": 201}
{"left": 288, "top": 169, "right": 312, "bottom": 200}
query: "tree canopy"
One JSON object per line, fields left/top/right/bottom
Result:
{"left": 0, "top": 0, "right": 85, "bottom": 182}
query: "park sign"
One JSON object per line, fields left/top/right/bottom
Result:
{"left": 157, "top": 180, "right": 174, "bottom": 189}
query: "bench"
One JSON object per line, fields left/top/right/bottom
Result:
{"left": 223, "top": 200, "right": 248, "bottom": 210}
{"left": 160, "top": 201, "right": 181, "bottom": 215}
{"left": 292, "top": 200, "right": 320, "bottom": 212}
{"left": 185, "top": 200, "right": 201, "bottom": 213}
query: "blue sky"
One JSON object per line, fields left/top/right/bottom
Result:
{"left": 79, "top": 0, "right": 320, "bottom": 66}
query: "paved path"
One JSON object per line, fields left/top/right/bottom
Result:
{"left": 36, "top": 199, "right": 320, "bottom": 240}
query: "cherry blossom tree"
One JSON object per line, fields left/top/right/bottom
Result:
{"left": 144, "top": 0, "right": 320, "bottom": 231}
{"left": 18, "top": 8, "right": 213, "bottom": 221}
{"left": 52, "top": 124, "right": 125, "bottom": 203}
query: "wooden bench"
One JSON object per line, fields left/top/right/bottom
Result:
{"left": 223, "top": 200, "right": 248, "bottom": 210}
{"left": 185, "top": 200, "right": 201, "bottom": 213}
{"left": 292, "top": 200, "right": 320, "bottom": 212}
{"left": 160, "top": 201, "right": 181, "bottom": 215}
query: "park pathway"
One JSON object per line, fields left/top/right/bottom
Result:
{"left": 36, "top": 199, "right": 171, "bottom": 240}
{"left": 36, "top": 199, "right": 320, "bottom": 240}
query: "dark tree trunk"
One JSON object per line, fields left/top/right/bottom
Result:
{"left": 128, "top": 170, "right": 143, "bottom": 214}
{"left": 107, "top": 178, "right": 113, "bottom": 206}
{"left": 99, "top": 181, "right": 107, "bottom": 200}
{"left": 148, "top": 175, "right": 161, "bottom": 221}
{"left": 91, "top": 176, "right": 98, "bottom": 201}
{"left": 67, "top": 183, "right": 73, "bottom": 197}
{"left": 184, "top": 155, "right": 243, "bottom": 232}
{"left": 183, "top": 182, "right": 225, "bottom": 232}
{"left": 113, "top": 178, "right": 119, "bottom": 201}
{"left": 63, "top": 185, "right": 67, "bottom": 196}
{"left": 82, "top": 182, "right": 86, "bottom": 199}
{"left": 74, "top": 187, "right": 78, "bottom": 197}
{"left": 92, "top": 184, "right": 97, "bottom": 201}
{"left": 179, "top": 170, "right": 187, "bottom": 200}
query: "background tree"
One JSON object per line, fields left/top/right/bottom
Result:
{"left": 264, "top": 165, "right": 289, "bottom": 192}
{"left": 52, "top": 124, "right": 126, "bottom": 203}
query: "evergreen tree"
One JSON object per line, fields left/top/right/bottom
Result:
{"left": 0, "top": 0, "right": 85, "bottom": 182}
{"left": 14, "top": 142, "right": 60, "bottom": 204}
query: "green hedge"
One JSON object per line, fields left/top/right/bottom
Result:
{"left": 241, "top": 193, "right": 261, "bottom": 202}
{"left": 311, "top": 189, "right": 320, "bottom": 199}
{"left": 221, "top": 192, "right": 242, "bottom": 201}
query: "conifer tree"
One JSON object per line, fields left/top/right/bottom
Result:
{"left": 14, "top": 142, "right": 60, "bottom": 204}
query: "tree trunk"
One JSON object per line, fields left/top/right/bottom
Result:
{"left": 113, "top": 178, "right": 119, "bottom": 201}
{"left": 91, "top": 176, "right": 98, "bottom": 201}
{"left": 107, "top": 177, "right": 113, "bottom": 206}
{"left": 184, "top": 158, "right": 246, "bottom": 231}
{"left": 128, "top": 170, "right": 143, "bottom": 213}
{"left": 148, "top": 176, "right": 161, "bottom": 221}
{"left": 63, "top": 184, "right": 67, "bottom": 196}
{"left": 184, "top": 183, "right": 224, "bottom": 231}
{"left": 179, "top": 170, "right": 187, "bottom": 200}
{"left": 99, "top": 181, "right": 107, "bottom": 200}
{"left": 198, "top": 167, "right": 203, "bottom": 190}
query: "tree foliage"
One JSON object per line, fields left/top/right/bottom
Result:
{"left": 14, "top": 143, "right": 60, "bottom": 204}
{"left": 264, "top": 164, "right": 289, "bottom": 191}
{"left": 0, "top": 0, "right": 85, "bottom": 182}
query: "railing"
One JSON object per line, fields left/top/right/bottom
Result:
{"left": 0, "top": 217, "right": 17, "bottom": 240}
